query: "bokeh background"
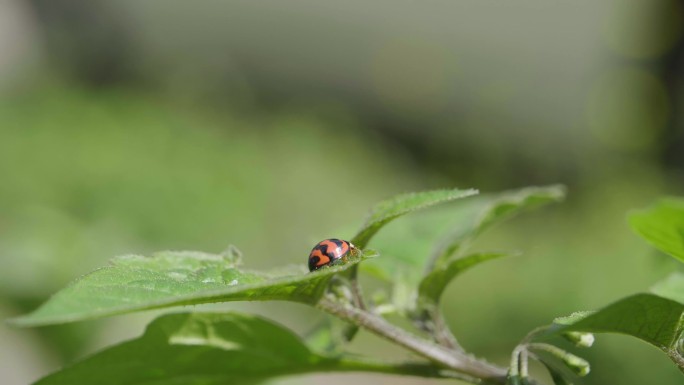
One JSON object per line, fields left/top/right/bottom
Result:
{"left": 2, "top": 1, "right": 684, "bottom": 384}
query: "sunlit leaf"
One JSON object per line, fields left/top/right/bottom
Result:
{"left": 553, "top": 311, "right": 593, "bottom": 326}
{"left": 629, "top": 198, "right": 684, "bottom": 263}
{"left": 11, "top": 250, "right": 376, "bottom": 327}
{"left": 35, "top": 312, "right": 450, "bottom": 385}
{"left": 351, "top": 188, "right": 479, "bottom": 249}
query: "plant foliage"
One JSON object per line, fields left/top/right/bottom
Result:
{"left": 9, "top": 186, "right": 684, "bottom": 384}
{"left": 10, "top": 250, "right": 375, "bottom": 327}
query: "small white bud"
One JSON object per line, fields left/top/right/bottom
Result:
{"left": 563, "top": 331, "right": 595, "bottom": 347}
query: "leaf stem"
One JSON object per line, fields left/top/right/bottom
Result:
{"left": 520, "top": 349, "right": 529, "bottom": 379}
{"left": 334, "top": 358, "right": 479, "bottom": 382}
{"left": 430, "top": 307, "right": 466, "bottom": 352}
{"left": 667, "top": 350, "right": 684, "bottom": 374}
{"left": 508, "top": 347, "right": 521, "bottom": 384}
{"left": 349, "top": 265, "right": 367, "bottom": 310}
{"left": 317, "top": 296, "right": 507, "bottom": 384}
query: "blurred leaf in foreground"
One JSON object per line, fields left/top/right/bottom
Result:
{"left": 34, "top": 312, "right": 437, "bottom": 385}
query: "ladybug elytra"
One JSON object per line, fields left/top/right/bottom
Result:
{"left": 308, "top": 238, "right": 357, "bottom": 272}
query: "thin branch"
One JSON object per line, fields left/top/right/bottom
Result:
{"left": 336, "top": 265, "right": 365, "bottom": 342}
{"left": 334, "top": 358, "right": 481, "bottom": 382}
{"left": 508, "top": 347, "right": 521, "bottom": 379}
{"left": 349, "top": 265, "right": 368, "bottom": 310}
{"left": 412, "top": 306, "right": 465, "bottom": 351}
{"left": 317, "top": 296, "right": 508, "bottom": 384}
{"left": 430, "top": 307, "right": 466, "bottom": 352}
{"left": 520, "top": 349, "right": 529, "bottom": 379}
{"left": 520, "top": 325, "right": 551, "bottom": 344}
{"left": 667, "top": 349, "right": 684, "bottom": 374}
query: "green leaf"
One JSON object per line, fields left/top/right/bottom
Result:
{"left": 351, "top": 188, "right": 479, "bottom": 249}
{"left": 553, "top": 311, "right": 593, "bottom": 326}
{"left": 476, "top": 185, "right": 565, "bottom": 233}
{"left": 629, "top": 198, "right": 684, "bottom": 263}
{"left": 303, "top": 317, "right": 341, "bottom": 354}
{"left": 407, "top": 186, "right": 564, "bottom": 315}
{"left": 429, "top": 185, "right": 566, "bottom": 270}
{"left": 34, "top": 312, "right": 451, "bottom": 385}
{"left": 417, "top": 252, "right": 510, "bottom": 307}
{"left": 554, "top": 294, "right": 684, "bottom": 353}
{"left": 651, "top": 272, "right": 684, "bottom": 305}
{"left": 364, "top": 186, "right": 564, "bottom": 296}
{"left": 34, "top": 312, "right": 322, "bottom": 385}
{"left": 10, "top": 249, "right": 376, "bottom": 327}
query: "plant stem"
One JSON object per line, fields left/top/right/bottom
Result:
{"left": 431, "top": 307, "right": 466, "bottom": 352}
{"left": 349, "top": 265, "right": 367, "bottom": 310}
{"left": 520, "top": 349, "right": 529, "bottom": 379}
{"left": 317, "top": 296, "right": 508, "bottom": 384}
{"left": 669, "top": 352, "right": 684, "bottom": 375}
{"left": 520, "top": 325, "right": 550, "bottom": 344}
{"left": 508, "top": 347, "right": 521, "bottom": 383}
{"left": 335, "top": 358, "right": 479, "bottom": 382}
{"left": 412, "top": 306, "right": 466, "bottom": 351}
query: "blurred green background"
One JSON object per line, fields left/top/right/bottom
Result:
{"left": 1, "top": 1, "right": 684, "bottom": 384}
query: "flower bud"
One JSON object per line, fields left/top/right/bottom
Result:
{"left": 562, "top": 331, "right": 595, "bottom": 347}
{"left": 529, "top": 343, "right": 591, "bottom": 377}
{"left": 562, "top": 352, "right": 591, "bottom": 376}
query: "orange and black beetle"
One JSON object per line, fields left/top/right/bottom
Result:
{"left": 308, "top": 239, "right": 357, "bottom": 272}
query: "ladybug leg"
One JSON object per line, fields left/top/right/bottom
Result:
{"left": 338, "top": 244, "right": 361, "bottom": 265}
{"left": 329, "top": 257, "right": 345, "bottom": 266}
{"left": 345, "top": 244, "right": 361, "bottom": 261}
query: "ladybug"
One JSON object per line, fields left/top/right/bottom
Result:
{"left": 308, "top": 238, "right": 357, "bottom": 272}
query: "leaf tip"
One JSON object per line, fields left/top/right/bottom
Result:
{"left": 5, "top": 314, "right": 49, "bottom": 328}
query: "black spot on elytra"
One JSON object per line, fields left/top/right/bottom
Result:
{"left": 308, "top": 255, "right": 321, "bottom": 271}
